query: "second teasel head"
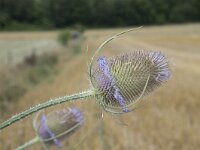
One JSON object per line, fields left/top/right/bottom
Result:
{"left": 33, "top": 108, "right": 84, "bottom": 148}
{"left": 90, "top": 51, "right": 171, "bottom": 113}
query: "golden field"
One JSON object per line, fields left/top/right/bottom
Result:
{"left": 0, "top": 24, "right": 200, "bottom": 150}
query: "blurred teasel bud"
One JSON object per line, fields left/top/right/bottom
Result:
{"left": 33, "top": 108, "right": 84, "bottom": 148}
{"left": 91, "top": 51, "right": 171, "bottom": 113}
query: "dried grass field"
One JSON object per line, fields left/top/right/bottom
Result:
{"left": 0, "top": 31, "right": 60, "bottom": 65}
{"left": 0, "top": 24, "right": 200, "bottom": 150}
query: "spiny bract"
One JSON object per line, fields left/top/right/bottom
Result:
{"left": 91, "top": 51, "right": 170, "bottom": 113}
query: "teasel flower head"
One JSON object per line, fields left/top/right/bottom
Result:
{"left": 90, "top": 51, "right": 171, "bottom": 113}
{"left": 33, "top": 108, "right": 84, "bottom": 148}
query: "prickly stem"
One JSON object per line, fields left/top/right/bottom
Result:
{"left": 0, "top": 90, "right": 95, "bottom": 130}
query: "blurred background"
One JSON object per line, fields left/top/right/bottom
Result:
{"left": 0, "top": 0, "right": 200, "bottom": 150}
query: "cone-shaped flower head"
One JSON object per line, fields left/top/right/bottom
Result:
{"left": 91, "top": 51, "right": 170, "bottom": 113}
{"left": 34, "top": 108, "right": 84, "bottom": 147}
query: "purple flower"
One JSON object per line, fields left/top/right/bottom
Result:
{"left": 36, "top": 108, "right": 84, "bottom": 148}
{"left": 97, "top": 57, "right": 113, "bottom": 81}
{"left": 149, "top": 52, "right": 171, "bottom": 82}
{"left": 38, "top": 115, "right": 61, "bottom": 147}
{"left": 91, "top": 51, "right": 171, "bottom": 113}
{"left": 97, "top": 56, "right": 128, "bottom": 112}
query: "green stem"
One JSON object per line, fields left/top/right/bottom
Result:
{"left": 16, "top": 136, "right": 40, "bottom": 150}
{"left": 0, "top": 90, "right": 95, "bottom": 130}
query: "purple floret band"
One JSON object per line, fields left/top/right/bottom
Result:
{"left": 69, "top": 108, "right": 84, "bottom": 124}
{"left": 98, "top": 56, "right": 129, "bottom": 112}
{"left": 40, "top": 115, "right": 62, "bottom": 147}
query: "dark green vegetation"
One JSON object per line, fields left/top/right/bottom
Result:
{"left": 0, "top": 53, "right": 58, "bottom": 115}
{"left": 57, "top": 30, "right": 71, "bottom": 46}
{"left": 57, "top": 29, "right": 83, "bottom": 54}
{"left": 0, "top": 0, "right": 200, "bottom": 30}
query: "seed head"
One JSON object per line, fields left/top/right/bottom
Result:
{"left": 34, "top": 108, "right": 84, "bottom": 147}
{"left": 91, "top": 51, "right": 170, "bottom": 113}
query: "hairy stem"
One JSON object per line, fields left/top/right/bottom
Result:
{"left": 16, "top": 136, "right": 40, "bottom": 150}
{"left": 0, "top": 90, "right": 95, "bottom": 130}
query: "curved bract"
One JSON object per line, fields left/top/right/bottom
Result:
{"left": 91, "top": 51, "right": 171, "bottom": 113}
